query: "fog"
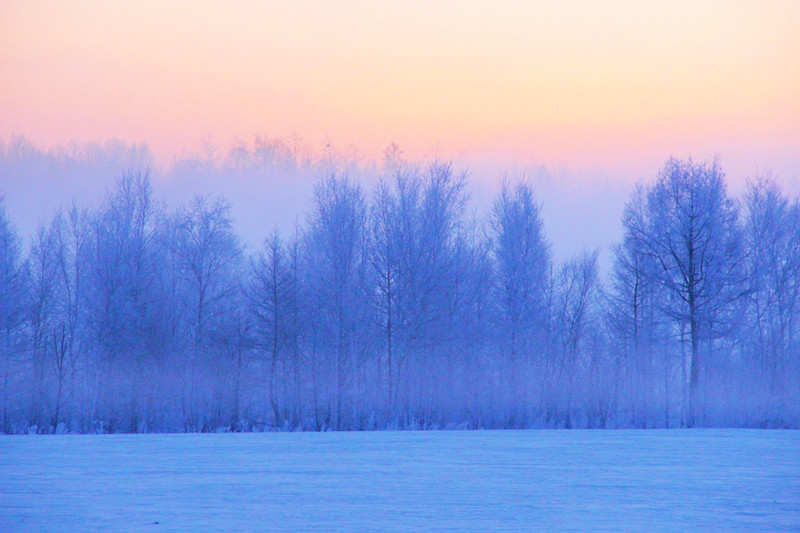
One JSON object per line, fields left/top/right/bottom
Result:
{"left": 1, "top": 136, "right": 629, "bottom": 267}
{"left": 1, "top": 135, "right": 798, "bottom": 433}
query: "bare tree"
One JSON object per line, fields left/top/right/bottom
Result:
{"left": 742, "top": 174, "right": 800, "bottom": 423}
{"left": 369, "top": 177, "right": 401, "bottom": 417}
{"left": 305, "top": 172, "right": 369, "bottom": 429}
{"left": 624, "top": 157, "right": 744, "bottom": 425}
{"left": 489, "top": 178, "right": 550, "bottom": 423}
{"left": 86, "top": 172, "right": 163, "bottom": 432}
{"left": 608, "top": 186, "right": 674, "bottom": 427}
{"left": 0, "top": 198, "right": 27, "bottom": 432}
{"left": 553, "top": 249, "right": 600, "bottom": 427}
{"left": 249, "top": 229, "right": 293, "bottom": 426}
{"left": 170, "top": 195, "right": 243, "bottom": 430}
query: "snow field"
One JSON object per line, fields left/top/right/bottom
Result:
{"left": 1, "top": 429, "right": 798, "bottom": 531}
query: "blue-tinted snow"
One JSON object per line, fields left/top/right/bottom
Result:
{"left": 1, "top": 429, "right": 798, "bottom": 531}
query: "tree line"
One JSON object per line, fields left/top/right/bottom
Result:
{"left": 0, "top": 156, "right": 798, "bottom": 433}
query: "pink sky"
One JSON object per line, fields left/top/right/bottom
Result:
{"left": 2, "top": 0, "right": 799, "bottom": 184}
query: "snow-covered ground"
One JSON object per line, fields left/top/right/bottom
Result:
{"left": 1, "top": 429, "right": 798, "bottom": 531}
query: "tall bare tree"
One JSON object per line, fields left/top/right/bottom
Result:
{"left": 623, "top": 157, "right": 744, "bottom": 424}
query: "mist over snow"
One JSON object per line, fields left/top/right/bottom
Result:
{"left": 1, "top": 133, "right": 799, "bottom": 434}
{"left": 2, "top": 135, "right": 632, "bottom": 271}
{"left": 5, "top": 136, "right": 791, "bottom": 277}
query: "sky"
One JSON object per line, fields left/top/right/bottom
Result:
{"left": 1, "top": 0, "right": 799, "bottom": 262}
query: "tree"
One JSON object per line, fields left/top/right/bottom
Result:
{"left": 49, "top": 206, "right": 91, "bottom": 431}
{"left": 169, "top": 195, "right": 243, "bottom": 430}
{"left": 489, "top": 179, "right": 550, "bottom": 422}
{"left": 0, "top": 197, "right": 27, "bottom": 432}
{"left": 368, "top": 177, "right": 402, "bottom": 417}
{"left": 553, "top": 249, "right": 600, "bottom": 427}
{"left": 86, "top": 172, "right": 163, "bottom": 432}
{"left": 305, "top": 172, "right": 370, "bottom": 429}
{"left": 608, "top": 186, "right": 671, "bottom": 427}
{"left": 27, "top": 221, "right": 60, "bottom": 429}
{"left": 367, "top": 162, "right": 472, "bottom": 425}
{"left": 623, "top": 157, "right": 744, "bottom": 424}
{"left": 249, "top": 229, "right": 293, "bottom": 426}
{"left": 741, "top": 174, "right": 800, "bottom": 423}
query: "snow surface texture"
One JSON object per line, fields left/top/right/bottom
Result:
{"left": 1, "top": 430, "right": 798, "bottom": 531}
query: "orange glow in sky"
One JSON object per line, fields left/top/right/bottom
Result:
{"left": 2, "top": 0, "right": 799, "bottom": 180}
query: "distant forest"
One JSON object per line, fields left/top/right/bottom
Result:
{"left": 1, "top": 152, "right": 798, "bottom": 433}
